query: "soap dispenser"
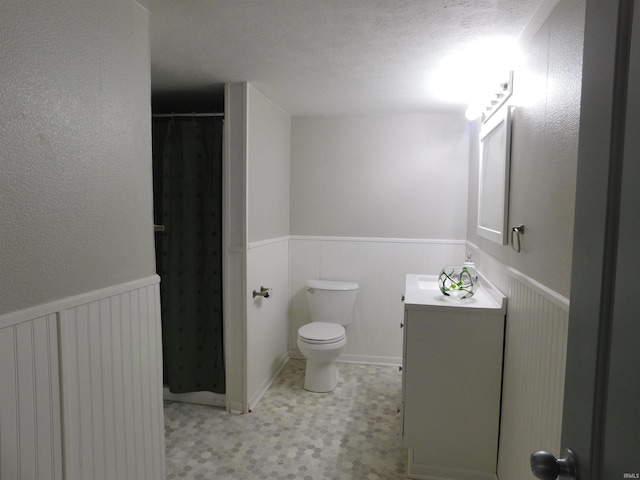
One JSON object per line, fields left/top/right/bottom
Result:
{"left": 463, "top": 253, "right": 475, "bottom": 268}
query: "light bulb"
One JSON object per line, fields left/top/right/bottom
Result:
{"left": 465, "top": 106, "right": 481, "bottom": 121}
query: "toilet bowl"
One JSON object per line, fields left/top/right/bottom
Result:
{"left": 297, "top": 280, "right": 358, "bottom": 392}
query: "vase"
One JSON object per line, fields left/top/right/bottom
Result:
{"left": 438, "top": 265, "right": 478, "bottom": 299}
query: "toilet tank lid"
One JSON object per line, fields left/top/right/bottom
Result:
{"left": 307, "top": 279, "right": 359, "bottom": 291}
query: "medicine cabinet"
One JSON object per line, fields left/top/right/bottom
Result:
{"left": 477, "top": 105, "right": 513, "bottom": 245}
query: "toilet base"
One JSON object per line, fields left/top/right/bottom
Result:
{"left": 303, "top": 360, "right": 339, "bottom": 393}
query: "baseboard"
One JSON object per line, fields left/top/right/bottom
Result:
{"left": 163, "top": 387, "right": 226, "bottom": 408}
{"left": 247, "top": 352, "right": 289, "bottom": 411}
{"left": 339, "top": 353, "right": 402, "bottom": 366}
{"left": 407, "top": 451, "right": 497, "bottom": 480}
{"left": 289, "top": 349, "right": 402, "bottom": 367}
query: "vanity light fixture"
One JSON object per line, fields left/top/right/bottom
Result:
{"left": 465, "top": 71, "right": 514, "bottom": 122}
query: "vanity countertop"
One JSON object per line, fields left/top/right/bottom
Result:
{"left": 404, "top": 273, "right": 506, "bottom": 314}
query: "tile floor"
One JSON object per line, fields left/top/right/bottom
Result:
{"left": 164, "top": 359, "right": 407, "bottom": 479}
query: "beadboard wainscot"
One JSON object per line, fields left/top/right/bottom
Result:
{"left": 247, "top": 236, "right": 291, "bottom": 410}
{"left": 466, "top": 243, "right": 570, "bottom": 480}
{"left": 289, "top": 236, "right": 467, "bottom": 365}
{"left": 0, "top": 313, "right": 62, "bottom": 480}
{"left": 0, "top": 275, "right": 165, "bottom": 480}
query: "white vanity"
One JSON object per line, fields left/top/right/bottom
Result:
{"left": 401, "top": 274, "right": 507, "bottom": 480}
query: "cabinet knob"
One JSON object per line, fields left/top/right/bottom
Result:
{"left": 401, "top": 295, "right": 405, "bottom": 302}
{"left": 399, "top": 366, "right": 403, "bottom": 372}
{"left": 400, "top": 322, "right": 404, "bottom": 328}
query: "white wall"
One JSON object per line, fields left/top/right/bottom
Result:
{"left": 245, "top": 85, "right": 291, "bottom": 408}
{"left": 0, "top": 0, "right": 156, "bottom": 315}
{"left": 289, "top": 113, "right": 470, "bottom": 361}
{"left": 247, "top": 238, "right": 290, "bottom": 408}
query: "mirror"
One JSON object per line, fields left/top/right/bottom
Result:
{"left": 477, "top": 105, "right": 512, "bottom": 244}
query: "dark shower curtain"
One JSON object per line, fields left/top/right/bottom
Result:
{"left": 152, "top": 117, "right": 225, "bottom": 394}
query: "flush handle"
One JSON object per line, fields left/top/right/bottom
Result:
{"left": 530, "top": 449, "right": 578, "bottom": 480}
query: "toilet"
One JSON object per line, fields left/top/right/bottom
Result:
{"left": 297, "top": 279, "right": 359, "bottom": 392}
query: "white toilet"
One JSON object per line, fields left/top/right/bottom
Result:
{"left": 297, "top": 279, "right": 359, "bottom": 392}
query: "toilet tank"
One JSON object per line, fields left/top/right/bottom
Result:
{"left": 306, "top": 279, "right": 359, "bottom": 325}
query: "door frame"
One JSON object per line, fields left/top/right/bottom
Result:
{"left": 222, "top": 83, "right": 250, "bottom": 414}
{"left": 561, "top": 0, "right": 639, "bottom": 477}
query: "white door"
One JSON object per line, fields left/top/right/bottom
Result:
{"left": 530, "top": 1, "right": 640, "bottom": 478}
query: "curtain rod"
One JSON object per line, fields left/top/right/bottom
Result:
{"left": 152, "top": 113, "right": 224, "bottom": 118}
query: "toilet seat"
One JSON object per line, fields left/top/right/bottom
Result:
{"left": 298, "top": 322, "right": 345, "bottom": 345}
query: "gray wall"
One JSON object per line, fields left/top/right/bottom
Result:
{"left": 0, "top": 1, "right": 155, "bottom": 314}
{"left": 291, "top": 114, "right": 469, "bottom": 239}
{"left": 247, "top": 85, "right": 291, "bottom": 243}
{"left": 467, "top": 0, "right": 585, "bottom": 298}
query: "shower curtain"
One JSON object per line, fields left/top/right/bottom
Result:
{"left": 152, "top": 117, "right": 225, "bottom": 394}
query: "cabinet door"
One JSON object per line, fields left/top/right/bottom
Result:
{"left": 403, "top": 309, "right": 504, "bottom": 474}
{"left": 400, "top": 309, "right": 408, "bottom": 439}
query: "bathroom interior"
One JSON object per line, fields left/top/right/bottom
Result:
{"left": 4, "top": 0, "right": 637, "bottom": 479}
{"left": 150, "top": 1, "right": 581, "bottom": 478}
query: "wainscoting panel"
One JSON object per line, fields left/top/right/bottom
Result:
{"left": 0, "top": 315, "right": 62, "bottom": 480}
{"left": 289, "top": 236, "right": 466, "bottom": 363}
{"left": 467, "top": 244, "right": 569, "bottom": 480}
{"left": 247, "top": 237, "right": 290, "bottom": 410}
{"left": 58, "top": 282, "right": 165, "bottom": 480}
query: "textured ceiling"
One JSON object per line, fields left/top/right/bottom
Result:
{"left": 141, "top": 0, "right": 543, "bottom": 115}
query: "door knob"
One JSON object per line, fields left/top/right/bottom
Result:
{"left": 530, "top": 449, "right": 578, "bottom": 480}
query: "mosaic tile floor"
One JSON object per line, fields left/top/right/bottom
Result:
{"left": 164, "top": 359, "right": 407, "bottom": 479}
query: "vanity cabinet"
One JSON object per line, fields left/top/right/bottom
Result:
{"left": 401, "top": 274, "right": 507, "bottom": 480}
